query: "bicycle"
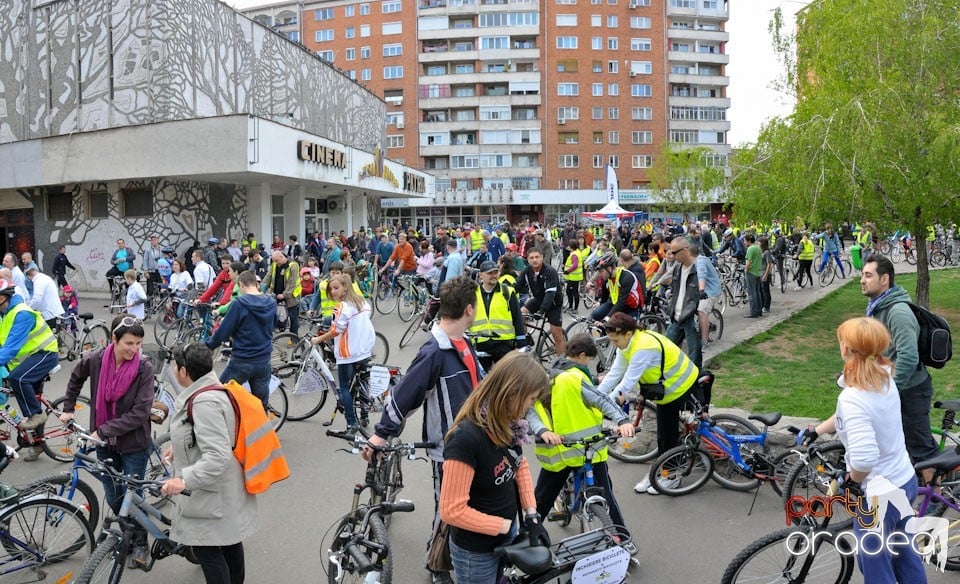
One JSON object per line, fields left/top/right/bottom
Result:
{"left": 780, "top": 440, "right": 854, "bottom": 530}
{"left": 497, "top": 525, "right": 635, "bottom": 583}
{"left": 107, "top": 276, "right": 127, "bottom": 315}
{"left": 546, "top": 431, "right": 621, "bottom": 534}
{"left": 395, "top": 274, "right": 428, "bottom": 323}
{"left": 932, "top": 399, "right": 960, "bottom": 452}
{"left": 374, "top": 267, "right": 398, "bottom": 316}
{"left": 321, "top": 360, "right": 403, "bottom": 430}
{"left": 911, "top": 446, "right": 960, "bottom": 570}
{"left": 0, "top": 449, "right": 95, "bottom": 582}
{"left": 522, "top": 313, "right": 562, "bottom": 368}
{"left": 54, "top": 312, "right": 111, "bottom": 362}
{"left": 399, "top": 294, "right": 438, "bottom": 349}
{"left": 73, "top": 451, "right": 200, "bottom": 583}
{"left": 272, "top": 336, "right": 339, "bottom": 422}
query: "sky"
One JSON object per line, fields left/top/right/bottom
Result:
{"left": 224, "top": 0, "right": 808, "bottom": 147}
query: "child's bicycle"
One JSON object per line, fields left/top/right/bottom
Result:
{"left": 546, "top": 431, "right": 620, "bottom": 533}
{"left": 497, "top": 525, "right": 637, "bottom": 584}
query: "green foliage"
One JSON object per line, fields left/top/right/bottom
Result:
{"left": 648, "top": 143, "right": 727, "bottom": 219}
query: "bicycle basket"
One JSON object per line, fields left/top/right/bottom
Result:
{"left": 553, "top": 525, "right": 632, "bottom": 570}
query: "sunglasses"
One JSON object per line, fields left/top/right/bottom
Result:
{"left": 118, "top": 316, "right": 142, "bottom": 328}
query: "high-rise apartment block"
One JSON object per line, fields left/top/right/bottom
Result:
{"left": 246, "top": 0, "right": 729, "bottom": 228}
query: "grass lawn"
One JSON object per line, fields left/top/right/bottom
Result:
{"left": 709, "top": 268, "right": 960, "bottom": 421}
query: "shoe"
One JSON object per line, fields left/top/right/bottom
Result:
{"left": 20, "top": 412, "right": 47, "bottom": 430}
{"left": 634, "top": 476, "right": 652, "bottom": 493}
{"left": 128, "top": 544, "right": 149, "bottom": 570}
{"left": 701, "top": 341, "right": 711, "bottom": 350}
{"left": 744, "top": 314, "right": 760, "bottom": 319}
{"left": 647, "top": 476, "right": 680, "bottom": 495}
{"left": 793, "top": 286, "right": 803, "bottom": 291}
{"left": 762, "top": 308, "right": 769, "bottom": 313}
{"left": 430, "top": 571, "right": 454, "bottom": 584}
{"left": 21, "top": 447, "right": 41, "bottom": 462}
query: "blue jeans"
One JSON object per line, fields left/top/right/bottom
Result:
{"left": 10, "top": 351, "right": 59, "bottom": 417}
{"left": 96, "top": 446, "right": 150, "bottom": 515}
{"left": 666, "top": 318, "right": 701, "bottom": 370}
{"left": 287, "top": 304, "right": 299, "bottom": 335}
{"left": 852, "top": 476, "right": 926, "bottom": 584}
{"left": 221, "top": 359, "right": 272, "bottom": 409}
{"left": 450, "top": 522, "right": 517, "bottom": 584}
{"left": 336, "top": 359, "right": 369, "bottom": 427}
{"left": 818, "top": 250, "right": 845, "bottom": 277}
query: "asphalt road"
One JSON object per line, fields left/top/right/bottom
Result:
{"left": 5, "top": 272, "right": 952, "bottom": 584}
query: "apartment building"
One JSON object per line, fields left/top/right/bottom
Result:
{"left": 245, "top": 0, "right": 729, "bottom": 229}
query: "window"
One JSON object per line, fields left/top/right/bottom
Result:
{"left": 315, "top": 8, "right": 334, "bottom": 20}
{"left": 632, "top": 106, "right": 653, "bottom": 120}
{"left": 632, "top": 154, "right": 653, "bottom": 168}
{"left": 88, "top": 190, "right": 109, "bottom": 219}
{"left": 607, "top": 37, "right": 618, "bottom": 50}
{"left": 671, "top": 0, "right": 695, "bottom": 6}
{"left": 557, "top": 59, "right": 579, "bottom": 72}
{"left": 454, "top": 63, "right": 474, "bottom": 73}
{"left": 558, "top": 154, "right": 579, "bottom": 168}
{"left": 346, "top": 48, "right": 356, "bottom": 60}
{"left": 632, "top": 61, "right": 653, "bottom": 74}
{"left": 121, "top": 187, "right": 152, "bottom": 218}
{"left": 285, "top": 31, "right": 299, "bottom": 42}
{"left": 558, "top": 131, "right": 579, "bottom": 144}
{"left": 607, "top": 15, "right": 617, "bottom": 27}
{"left": 557, "top": 106, "right": 579, "bottom": 120}
{"left": 608, "top": 130, "right": 619, "bottom": 144}
{"left": 592, "top": 83, "right": 603, "bottom": 96}
{"left": 345, "top": 27, "right": 355, "bottom": 39}
{"left": 608, "top": 84, "right": 619, "bottom": 96}
{"left": 593, "top": 132, "right": 602, "bottom": 144}
{"left": 383, "top": 43, "right": 403, "bottom": 56}
{"left": 631, "top": 38, "right": 652, "bottom": 51}
{"left": 481, "top": 36, "right": 509, "bottom": 49}
{"left": 382, "top": 22, "right": 402, "bottom": 35}
{"left": 592, "top": 106, "right": 602, "bottom": 119}
{"left": 556, "top": 36, "right": 578, "bottom": 49}
{"left": 361, "top": 46, "right": 371, "bottom": 59}
{"left": 360, "top": 24, "right": 371, "bottom": 37}
{"left": 608, "top": 106, "right": 619, "bottom": 119}
{"left": 632, "top": 131, "right": 653, "bottom": 144}
{"left": 46, "top": 189, "right": 72, "bottom": 221}
{"left": 631, "top": 16, "right": 651, "bottom": 28}
{"left": 345, "top": 5, "right": 355, "bottom": 16}
{"left": 593, "top": 154, "right": 603, "bottom": 168}
{"left": 556, "top": 14, "right": 577, "bottom": 26}
{"left": 631, "top": 84, "right": 652, "bottom": 97}
{"left": 608, "top": 155, "right": 619, "bottom": 168}
{"left": 315, "top": 29, "right": 334, "bottom": 42}
{"left": 454, "top": 86, "right": 475, "bottom": 97}
{"left": 591, "top": 15, "right": 601, "bottom": 26}
{"left": 347, "top": 70, "right": 356, "bottom": 80}
{"left": 607, "top": 60, "right": 618, "bottom": 73}
{"left": 592, "top": 37, "right": 602, "bottom": 50}
{"left": 360, "top": 3, "right": 370, "bottom": 14}
{"left": 361, "top": 68, "right": 371, "bottom": 81}
{"left": 384, "top": 66, "right": 404, "bottom": 79}
{"left": 559, "top": 179, "right": 581, "bottom": 189}
{"left": 387, "top": 135, "right": 404, "bottom": 148}
{"left": 451, "top": 156, "right": 479, "bottom": 169}
{"left": 426, "top": 65, "right": 447, "bottom": 75}
{"left": 480, "top": 106, "right": 511, "bottom": 120}
{"left": 557, "top": 83, "right": 579, "bottom": 96}
{"left": 593, "top": 179, "right": 605, "bottom": 189}
{"left": 382, "top": 0, "right": 401, "bottom": 12}
{"left": 316, "top": 50, "right": 334, "bottom": 62}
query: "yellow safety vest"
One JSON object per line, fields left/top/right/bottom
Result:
{"left": 608, "top": 266, "right": 640, "bottom": 308}
{"left": 469, "top": 284, "right": 517, "bottom": 341}
{"left": 0, "top": 303, "right": 58, "bottom": 370}
{"left": 578, "top": 247, "right": 590, "bottom": 265}
{"left": 470, "top": 230, "right": 485, "bottom": 252}
{"left": 621, "top": 331, "right": 698, "bottom": 405}
{"left": 798, "top": 239, "right": 815, "bottom": 260}
{"left": 564, "top": 252, "right": 583, "bottom": 282}
{"left": 498, "top": 273, "right": 516, "bottom": 289}
{"left": 534, "top": 366, "right": 606, "bottom": 471}
{"left": 852, "top": 224, "right": 861, "bottom": 240}
{"left": 268, "top": 262, "right": 302, "bottom": 298}
{"left": 499, "top": 233, "right": 509, "bottom": 246}
{"left": 242, "top": 239, "right": 258, "bottom": 250}
{"left": 318, "top": 280, "right": 338, "bottom": 317}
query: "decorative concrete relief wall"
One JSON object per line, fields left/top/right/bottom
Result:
{"left": 16, "top": 179, "right": 246, "bottom": 292}
{"left": 0, "top": 0, "right": 386, "bottom": 149}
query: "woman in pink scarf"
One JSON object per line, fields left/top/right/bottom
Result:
{"left": 60, "top": 314, "right": 155, "bottom": 570}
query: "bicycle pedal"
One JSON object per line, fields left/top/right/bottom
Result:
{"left": 547, "top": 511, "right": 570, "bottom": 523}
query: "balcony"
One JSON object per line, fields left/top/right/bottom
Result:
{"left": 420, "top": 49, "right": 479, "bottom": 63}
{"left": 668, "top": 73, "right": 728, "bottom": 86}
{"left": 667, "top": 28, "right": 729, "bottom": 43}
{"left": 666, "top": 3, "right": 728, "bottom": 18}
{"left": 668, "top": 50, "right": 729, "bottom": 65}
{"left": 668, "top": 119, "right": 730, "bottom": 132}
{"left": 668, "top": 95, "right": 730, "bottom": 108}
{"left": 419, "top": 27, "right": 477, "bottom": 41}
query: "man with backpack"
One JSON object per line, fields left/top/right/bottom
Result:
{"left": 861, "top": 254, "right": 939, "bottom": 475}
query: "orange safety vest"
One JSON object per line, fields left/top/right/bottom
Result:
{"left": 187, "top": 381, "right": 291, "bottom": 494}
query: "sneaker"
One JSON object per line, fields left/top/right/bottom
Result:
{"left": 701, "top": 341, "right": 711, "bottom": 350}
{"left": 633, "top": 476, "right": 652, "bottom": 493}
{"left": 430, "top": 572, "right": 454, "bottom": 584}
{"left": 128, "top": 544, "right": 150, "bottom": 570}
{"left": 21, "top": 447, "right": 41, "bottom": 462}
{"left": 20, "top": 412, "right": 47, "bottom": 430}
{"left": 793, "top": 286, "right": 803, "bottom": 291}
{"left": 648, "top": 476, "right": 680, "bottom": 495}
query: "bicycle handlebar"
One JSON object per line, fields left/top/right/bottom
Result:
{"left": 325, "top": 430, "right": 436, "bottom": 452}
{"left": 65, "top": 420, "right": 107, "bottom": 447}
{"left": 344, "top": 541, "right": 375, "bottom": 573}
{"left": 76, "top": 451, "right": 191, "bottom": 496}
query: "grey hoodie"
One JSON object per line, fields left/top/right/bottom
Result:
{"left": 870, "top": 286, "right": 928, "bottom": 390}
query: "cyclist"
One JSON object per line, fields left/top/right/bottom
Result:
{"left": 469, "top": 261, "right": 524, "bottom": 371}
{"left": 562, "top": 240, "right": 583, "bottom": 314}
{"left": 262, "top": 251, "right": 302, "bottom": 334}
{"left": 157, "top": 245, "right": 174, "bottom": 285}
{"left": 589, "top": 253, "right": 642, "bottom": 324}
{"left": 25, "top": 266, "right": 64, "bottom": 329}
{"left": 527, "top": 334, "right": 636, "bottom": 553}
{"left": 690, "top": 243, "right": 721, "bottom": 350}
{"left": 141, "top": 234, "right": 164, "bottom": 296}
{"left": 198, "top": 256, "right": 235, "bottom": 310}
{"left": 106, "top": 239, "right": 136, "bottom": 297}
{"left": 516, "top": 247, "right": 566, "bottom": 356}
{"left": 205, "top": 271, "right": 276, "bottom": 408}
{"left": 380, "top": 232, "right": 418, "bottom": 278}
{"left": 123, "top": 270, "right": 148, "bottom": 321}
{"left": 716, "top": 229, "right": 746, "bottom": 262}
{"left": 191, "top": 249, "right": 216, "bottom": 291}
{"left": 310, "top": 274, "right": 375, "bottom": 430}
{"left": 794, "top": 231, "right": 816, "bottom": 290}
{"left": 665, "top": 237, "right": 704, "bottom": 368}
{"left": 813, "top": 224, "right": 846, "bottom": 278}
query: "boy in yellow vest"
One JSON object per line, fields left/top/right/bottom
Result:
{"left": 526, "top": 334, "right": 637, "bottom": 554}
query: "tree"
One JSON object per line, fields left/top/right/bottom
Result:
{"left": 729, "top": 0, "right": 960, "bottom": 306}
{"left": 648, "top": 143, "right": 727, "bottom": 221}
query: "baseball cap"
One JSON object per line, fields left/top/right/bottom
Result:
{"left": 479, "top": 261, "right": 498, "bottom": 273}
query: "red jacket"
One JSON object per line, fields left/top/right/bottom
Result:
{"left": 199, "top": 269, "right": 235, "bottom": 304}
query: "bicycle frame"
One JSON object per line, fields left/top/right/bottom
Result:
{"left": 696, "top": 419, "right": 768, "bottom": 475}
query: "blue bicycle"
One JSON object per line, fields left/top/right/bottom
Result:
{"left": 647, "top": 408, "right": 799, "bottom": 497}
{"left": 546, "top": 431, "right": 621, "bottom": 534}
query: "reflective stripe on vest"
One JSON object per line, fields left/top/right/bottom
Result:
{"left": 469, "top": 284, "right": 516, "bottom": 340}
{"left": 609, "top": 267, "right": 639, "bottom": 307}
{"left": 534, "top": 367, "right": 606, "bottom": 471}
{"left": 319, "top": 280, "right": 338, "bottom": 316}
{"left": 622, "top": 331, "right": 698, "bottom": 405}
{"left": 271, "top": 262, "right": 302, "bottom": 297}
{"left": 0, "top": 303, "right": 58, "bottom": 370}
{"left": 564, "top": 253, "right": 583, "bottom": 282}
{"left": 499, "top": 274, "right": 516, "bottom": 289}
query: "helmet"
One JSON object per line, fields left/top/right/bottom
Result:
{"left": 62, "top": 285, "right": 74, "bottom": 293}
{"left": 161, "top": 245, "right": 175, "bottom": 254}
{"left": 207, "top": 237, "right": 219, "bottom": 245}
{"left": 724, "top": 229, "right": 733, "bottom": 238}
{"left": 0, "top": 281, "right": 15, "bottom": 297}
{"left": 596, "top": 254, "right": 616, "bottom": 272}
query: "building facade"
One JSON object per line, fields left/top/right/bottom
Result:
{"left": 0, "top": 0, "right": 431, "bottom": 292}
{"left": 245, "top": 0, "right": 729, "bottom": 229}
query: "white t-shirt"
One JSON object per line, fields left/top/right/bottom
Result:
{"left": 332, "top": 301, "right": 375, "bottom": 364}
{"left": 126, "top": 282, "right": 147, "bottom": 320}
{"left": 168, "top": 271, "right": 193, "bottom": 293}
{"left": 835, "top": 370, "right": 915, "bottom": 489}
{"left": 193, "top": 261, "right": 216, "bottom": 290}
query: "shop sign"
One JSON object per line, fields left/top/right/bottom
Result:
{"left": 297, "top": 140, "right": 347, "bottom": 169}
{"left": 403, "top": 172, "right": 426, "bottom": 193}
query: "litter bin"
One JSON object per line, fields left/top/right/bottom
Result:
{"left": 850, "top": 244, "right": 863, "bottom": 271}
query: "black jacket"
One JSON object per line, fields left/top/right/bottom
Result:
{"left": 667, "top": 262, "right": 700, "bottom": 324}
{"left": 517, "top": 265, "right": 562, "bottom": 313}
{"left": 52, "top": 252, "right": 74, "bottom": 276}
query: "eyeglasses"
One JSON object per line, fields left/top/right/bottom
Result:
{"left": 671, "top": 247, "right": 689, "bottom": 254}
{"left": 117, "top": 316, "right": 142, "bottom": 328}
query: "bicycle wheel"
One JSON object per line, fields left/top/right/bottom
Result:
{"left": 267, "top": 385, "right": 288, "bottom": 432}
{"left": 79, "top": 324, "right": 110, "bottom": 357}
{"left": 604, "top": 398, "right": 659, "bottom": 463}
{"left": 841, "top": 259, "right": 852, "bottom": 278}
{"left": 769, "top": 449, "right": 803, "bottom": 498}
{"left": 271, "top": 332, "right": 301, "bottom": 368}
{"left": 715, "top": 287, "right": 727, "bottom": 314}
{"left": 781, "top": 441, "right": 854, "bottom": 530}
{"left": 372, "top": 332, "right": 390, "bottom": 365}
{"left": 396, "top": 287, "right": 418, "bottom": 322}
{"left": 819, "top": 263, "right": 835, "bottom": 287}
{"left": 75, "top": 532, "right": 124, "bottom": 584}
{"left": 327, "top": 514, "right": 392, "bottom": 584}
{"left": 720, "top": 527, "right": 854, "bottom": 584}
{"left": 649, "top": 445, "right": 713, "bottom": 496}
{"left": 704, "top": 415, "right": 762, "bottom": 492}
{"left": 535, "top": 328, "right": 559, "bottom": 367}
{"left": 399, "top": 312, "right": 426, "bottom": 349}
{"left": 43, "top": 396, "right": 92, "bottom": 462}
{"left": 0, "top": 497, "right": 95, "bottom": 570}
{"left": 551, "top": 479, "right": 574, "bottom": 528}
{"left": 375, "top": 283, "right": 398, "bottom": 316}
{"left": 580, "top": 281, "right": 597, "bottom": 309}
{"left": 581, "top": 500, "right": 615, "bottom": 534}
{"left": 19, "top": 472, "right": 101, "bottom": 533}
{"left": 724, "top": 283, "right": 740, "bottom": 307}
{"left": 929, "top": 491, "right": 960, "bottom": 570}
{"left": 707, "top": 309, "right": 723, "bottom": 342}
{"left": 57, "top": 328, "right": 76, "bottom": 361}
{"left": 637, "top": 314, "right": 666, "bottom": 333}
{"left": 931, "top": 249, "right": 948, "bottom": 267}
{"left": 905, "top": 247, "right": 917, "bottom": 265}
{"left": 275, "top": 361, "right": 331, "bottom": 422}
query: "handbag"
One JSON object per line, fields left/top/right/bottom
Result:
{"left": 638, "top": 331, "right": 667, "bottom": 401}
{"left": 427, "top": 521, "right": 453, "bottom": 572}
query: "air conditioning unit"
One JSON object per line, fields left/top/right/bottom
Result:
{"left": 396, "top": 122, "right": 405, "bottom": 129}
{"left": 629, "top": 71, "right": 637, "bottom": 77}
{"left": 558, "top": 119, "right": 566, "bottom": 125}
{"left": 327, "top": 196, "right": 347, "bottom": 213}
{"left": 628, "top": 2, "right": 637, "bottom": 8}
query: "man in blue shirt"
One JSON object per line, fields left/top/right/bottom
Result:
{"left": 376, "top": 235, "right": 394, "bottom": 268}
{"left": 440, "top": 239, "right": 464, "bottom": 282}
{"left": 485, "top": 229, "right": 505, "bottom": 261}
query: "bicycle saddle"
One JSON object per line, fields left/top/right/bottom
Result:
{"left": 935, "top": 399, "right": 960, "bottom": 412}
{"left": 748, "top": 412, "right": 782, "bottom": 427}
{"left": 496, "top": 541, "right": 553, "bottom": 575}
{"left": 914, "top": 447, "right": 960, "bottom": 473}
{"left": 78, "top": 312, "right": 94, "bottom": 320}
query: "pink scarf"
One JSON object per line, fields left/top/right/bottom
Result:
{"left": 95, "top": 344, "right": 141, "bottom": 429}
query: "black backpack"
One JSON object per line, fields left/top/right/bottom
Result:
{"left": 907, "top": 303, "right": 953, "bottom": 369}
